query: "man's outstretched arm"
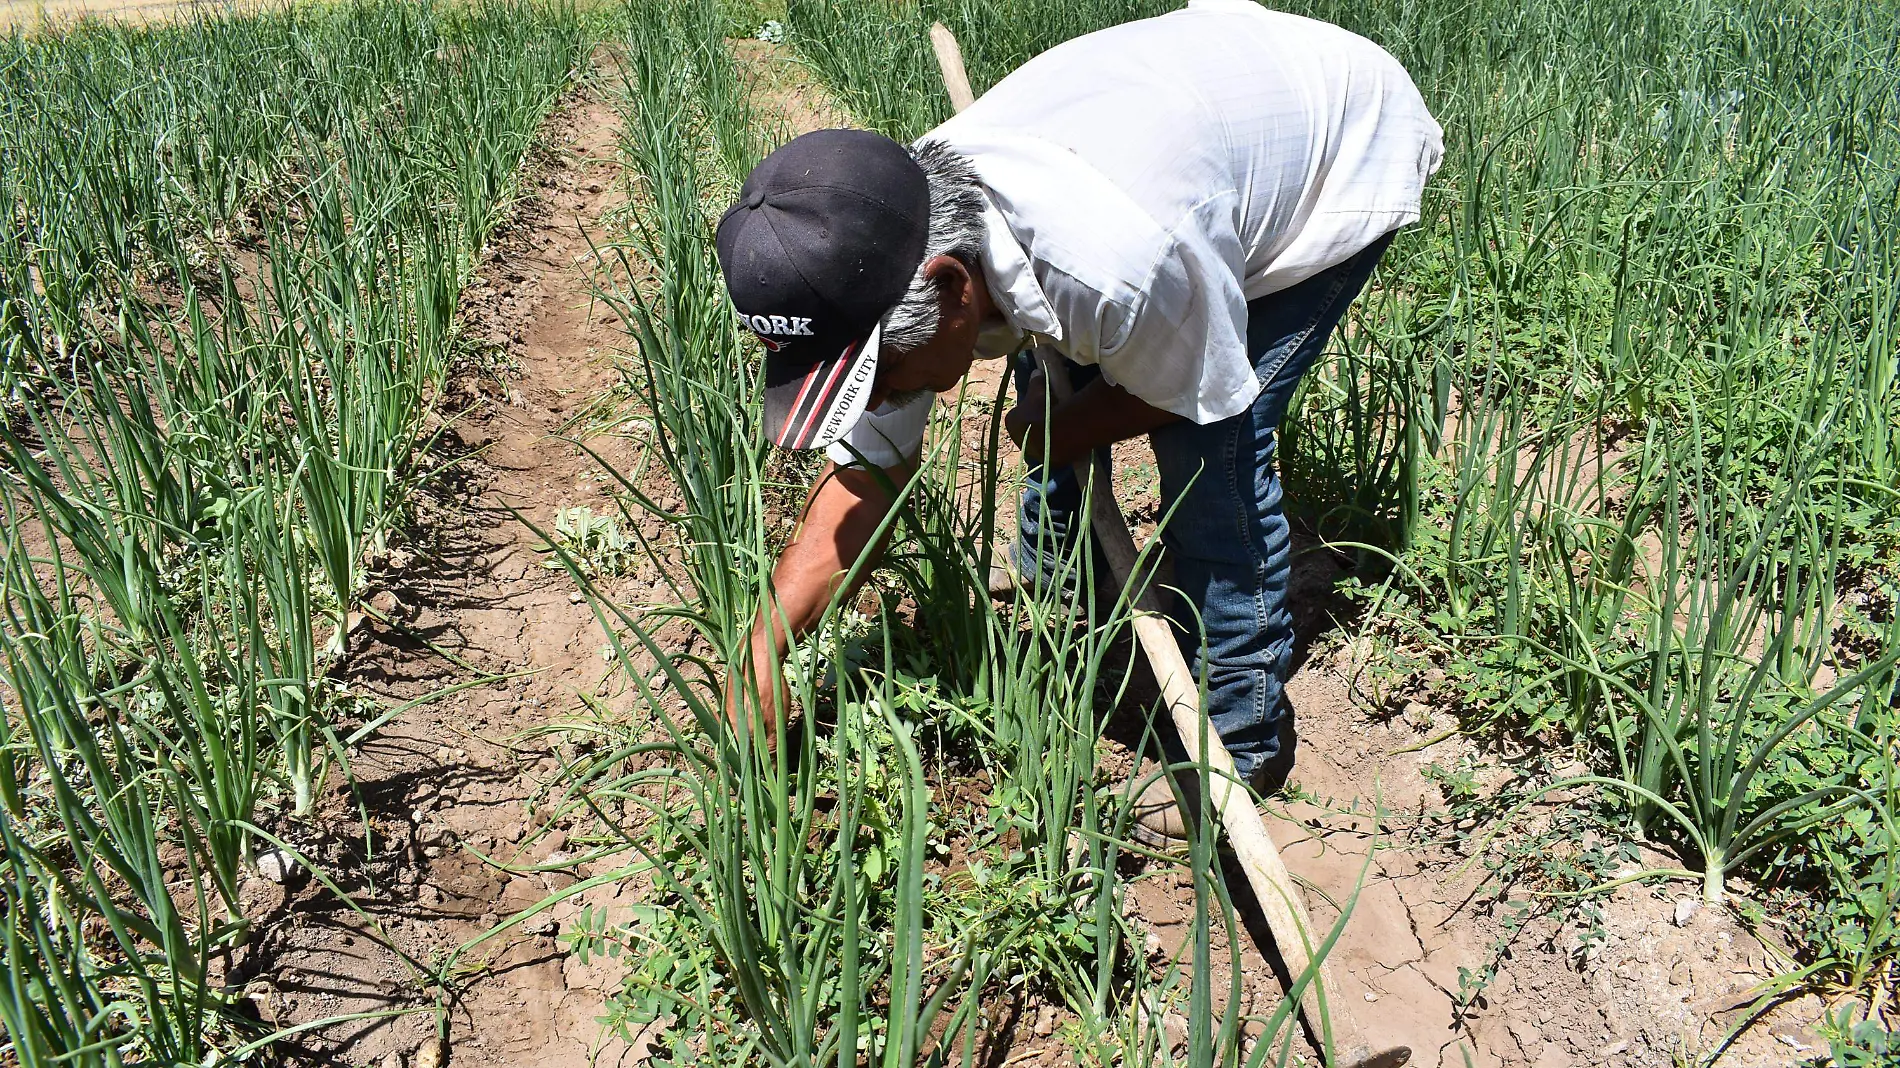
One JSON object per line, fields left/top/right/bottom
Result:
{"left": 727, "top": 457, "right": 919, "bottom": 735}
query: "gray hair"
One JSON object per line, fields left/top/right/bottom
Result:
{"left": 879, "top": 140, "right": 986, "bottom": 354}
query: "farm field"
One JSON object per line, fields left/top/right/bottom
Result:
{"left": 1, "top": 0, "right": 1896, "bottom": 1067}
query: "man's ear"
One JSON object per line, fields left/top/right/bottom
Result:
{"left": 921, "top": 255, "right": 974, "bottom": 326}
{"left": 921, "top": 254, "right": 971, "bottom": 303}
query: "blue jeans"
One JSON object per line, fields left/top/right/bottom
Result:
{"left": 1014, "top": 234, "right": 1392, "bottom": 786}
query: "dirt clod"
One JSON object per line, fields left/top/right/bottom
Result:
{"left": 254, "top": 848, "right": 297, "bottom": 885}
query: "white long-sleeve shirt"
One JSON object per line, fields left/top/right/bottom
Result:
{"left": 829, "top": 0, "right": 1443, "bottom": 468}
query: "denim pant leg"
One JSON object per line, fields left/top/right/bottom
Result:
{"left": 1012, "top": 348, "right": 1111, "bottom": 586}
{"left": 1148, "top": 235, "right": 1392, "bottom": 785}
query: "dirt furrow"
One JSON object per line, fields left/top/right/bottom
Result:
{"left": 241, "top": 82, "right": 649, "bottom": 1068}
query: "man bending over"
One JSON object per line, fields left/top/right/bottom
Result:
{"left": 714, "top": 0, "right": 1442, "bottom": 844}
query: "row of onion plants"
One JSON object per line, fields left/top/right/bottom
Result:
{"left": 0, "top": 2, "right": 584, "bottom": 1061}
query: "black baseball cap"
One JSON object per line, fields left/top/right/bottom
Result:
{"left": 716, "top": 129, "right": 930, "bottom": 450}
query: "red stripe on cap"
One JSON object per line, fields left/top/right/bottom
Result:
{"left": 776, "top": 359, "right": 826, "bottom": 446}
{"left": 791, "top": 340, "right": 862, "bottom": 448}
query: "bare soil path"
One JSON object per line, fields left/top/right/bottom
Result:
{"left": 242, "top": 80, "right": 650, "bottom": 1068}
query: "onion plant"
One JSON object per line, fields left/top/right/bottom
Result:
{"left": 1543, "top": 417, "right": 1900, "bottom": 905}
{"left": 579, "top": 9, "right": 962, "bottom": 1059}
{"left": 1304, "top": 0, "right": 1900, "bottom": 971}
{"left": 0, "top": 513, "right": 235, "bottom": 1064}
{"left": 786, "top": 0, "right": 1176, "bottom": 139}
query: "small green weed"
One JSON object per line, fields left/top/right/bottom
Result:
{"left": 543, "top": 504, "right": 640, "bottom": 578}
{"left": 1812, "top": 1003, "right": 1894, "bottom": 1068}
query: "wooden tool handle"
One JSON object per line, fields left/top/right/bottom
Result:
{"left": 929, "top": 23, "right": 977, "bottom": 113}
{"left": 1033, "top": 349, "right": 1378, "bottom": 1061}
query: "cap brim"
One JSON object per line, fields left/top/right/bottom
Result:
{"left": 763, "top": 323, "right": 881, "bottom": 450}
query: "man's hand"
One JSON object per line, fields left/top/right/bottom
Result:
{"left": 724, "top": 457, "right": 918, "bottom": 738}
{"left": 726, "top": 618, "right": 793, "bottom": 745}
{"left": 1005, "top": 369, "right": 1183, "bottom": 469}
